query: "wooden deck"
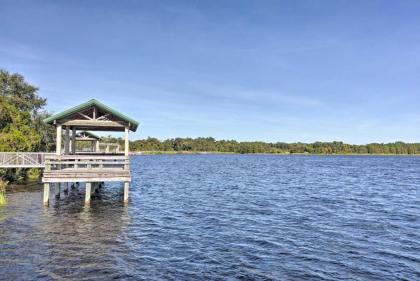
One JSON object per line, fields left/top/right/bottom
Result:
{"left": 42, "top": 155, "right": 131, "bottom": 183}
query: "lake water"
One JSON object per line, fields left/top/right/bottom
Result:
{"left": 0, "top": 155, "right": 419, "bottom": 280}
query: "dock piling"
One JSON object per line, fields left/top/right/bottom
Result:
{"left": 55, "top": 183, "right": 61, "bottom": 198}
{"left": 124, "top": 181, "right": 129, "bottom": 204}
{"left": 43, "top": 183, "right": 49, "bottom": 206}
{"left": 85, "top": 182, "right": 91, "bottom": 205}
{"left": 93, "top": 182, "right": 99, "bottom": 194}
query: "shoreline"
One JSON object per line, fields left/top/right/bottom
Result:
{"left": 131, "top": 151, "right": 420, "bottom": 156}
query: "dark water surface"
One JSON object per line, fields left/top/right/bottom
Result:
{"left": 1, "top": 155, "right": 419, "bottom": 280}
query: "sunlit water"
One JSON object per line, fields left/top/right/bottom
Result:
{"left": 0, "top": 155, "right": 419, "bottom": 280}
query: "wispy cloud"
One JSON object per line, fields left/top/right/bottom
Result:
{"left": 0, "top": 44, "right": 46, "bottom": 63}
{"left": 0, "top": 41, "right": 81, "bottom": 66}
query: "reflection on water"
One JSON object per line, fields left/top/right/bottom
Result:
{"left": 1, "top": 155, "right": 420, "bottom": 280}
{"left": 1, "top": 183, "right": 130, "bottom": 280}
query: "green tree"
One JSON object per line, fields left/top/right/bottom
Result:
{"left": 0, "top": 69, "right": 51, "bottom": 182}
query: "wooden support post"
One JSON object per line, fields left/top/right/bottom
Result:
{"left": 63, "top": 127, "right": 70, "bottom": 194}
{"left": 56, "top": 125, "right": 62, "bottom": 155}
{"left": 71, "top": 127, "right": 76, "bottom": 154}
{"left": 124, "top": 158, "right": 129, "bottom": 171}
{"left": 95, "top": 140, "right": 100, "bottom": 153}
{"left": 45, "top": 159, "right": 51, "bottom": 172}
{"left": 124, "top": 126, "right": 129, "bottom": 157}
{"left": 55, "top": 183, "right": 61, "bottom": 198}
{"left": 43, "top": 183, "right": 49, "bottom": 206}
{"left": 94, "top": 182, "right": 99, "bottom": 193}
{"left": 85, "top": 183, "right": 91, "bottom": 205}
{"left": 37, "top": 172, "right": 42, "bottom": 184}
{"left": 124, "top": 181, "right": 129, "bottom": 204}
{"left": 65, "top": 126, "right": 70, "bottom": 154}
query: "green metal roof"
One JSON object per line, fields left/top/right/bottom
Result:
{"left": 43, "top": 99, "right": 139, "bottom": 132}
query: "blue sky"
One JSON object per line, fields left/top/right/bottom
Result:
{"left": 1, "top": 0, "right": 419, "bottom": 143}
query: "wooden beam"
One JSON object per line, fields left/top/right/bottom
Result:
{"left": 63, "top": 120, "right": 125, "bottom": 127}
{"left": 56, "top": 125, "right": 62, "bottom": 156}
{"left": 62, "top": 120, "right": 126, "bottom": 131}
{"left": 71, "top": 127, "right": 76, "bottom": 154}
{"left": 45, "top": 155, "right": 126, "bottom": 160}
{"left": 43, "top": 177, "right": 131, "bottom": 183}
{"left": 124, "top": 126, "right": 129, "bottom": 157}
{"left": 74, "top": 127, "right": 125, "bottom": 132}
{"left": 78, "top": 112, "right": 92, "bottom": 120}
{"left": 97, "top": 113, "right": 110, "bottom": 121}
{"left": 76, "top": 137, "right": 99, "bottom": 141}
{"left": 65, "top": 126, "right": 70, "bottom": 154}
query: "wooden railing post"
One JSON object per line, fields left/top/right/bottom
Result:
{"left": 45, "top": 159, "right": 51, "bottom": 172}
{"left": 124, "top": 157, "right": 129, "bottom": 171}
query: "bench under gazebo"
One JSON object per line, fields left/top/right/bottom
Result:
{"left": 41, "top": 99, "right": 139, "bottom": 206}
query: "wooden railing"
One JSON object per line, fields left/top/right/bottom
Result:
{"left": 98, "top": 143, "right": 120, "bottom": 153}
{"left": 44, "top": 155, "right": 129, "bottom": 172}
{"left": 0, "top": 152, "right": 55, "bottom": 168}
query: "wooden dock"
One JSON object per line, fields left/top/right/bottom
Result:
{"left": 41, "top": 154, "right": 131, "bottom": 205}
{"left": 19, "top": 99, "right": 139, "bottom": 206}
{"left": 40, "top": 99, "right": 139, "bottom": 206}
{"left": 42, "top": 155, "right": 130, "bottom": 182}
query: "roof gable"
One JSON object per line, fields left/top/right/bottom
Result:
{"left": 43, "top": 99, "right": 139, "bottom": 132}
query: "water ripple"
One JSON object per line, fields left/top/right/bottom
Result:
{"left": 1, "top": 155, "right": 420, "bottom": 280}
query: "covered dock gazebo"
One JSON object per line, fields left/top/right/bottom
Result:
{"left": 75, "top": 131, "right": 102, "bottom": 153}
{"left": 41, "top": 99, "right": 139, "bottom": 206}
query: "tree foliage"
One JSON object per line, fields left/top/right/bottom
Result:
{"left": 0, "top": 69, "right": 53, "bottom": 181}
{"left": 0, "top": 70, "right": 55, "bottom": 152}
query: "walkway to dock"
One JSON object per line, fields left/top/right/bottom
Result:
{"left": 0, "top": 152, "right": 55, "bottom": 168}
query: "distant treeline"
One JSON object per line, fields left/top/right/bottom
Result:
{"left": 101, "top": 137, "right": 420, "bottom": 155}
